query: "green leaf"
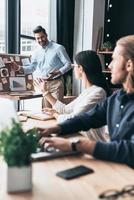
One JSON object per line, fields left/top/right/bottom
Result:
{"left": 0, "top": 120, "right": 38, "bottom": 166}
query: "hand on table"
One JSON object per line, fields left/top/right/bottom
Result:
{"left": 42, "top": 107, "right": 59, "bottom": 118}
{"left": 39, "top": 137, "right": 72, "bottom": 152}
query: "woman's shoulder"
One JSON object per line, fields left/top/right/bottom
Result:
{"left": 82, "top": 85, "right": 106, "bottom": 100}
{"left": 91, "top": 85, "right": 106, "bottom": 93}
{"left": 91, "top": 85, "right": 107, "bottom": 99}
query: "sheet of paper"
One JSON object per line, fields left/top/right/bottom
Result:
{"left": 15, "top": 56, "right": 20, "bottom": 62}
{"left": 0, "top": 82, "right": 3, "bottom": 90}
{"left": 28, "top": 74, "right": 33, "bottom": 80}
{"left": 26, "top": 83, "right": 32, "bottom": 90}
{"left": 3, "top": 58, "right": 8, "bottom": 63}
{"left": 10, "top": 57, "right": 14, "bottom": 62}
{"left": 10, "top": 71, "right": 15, "bottom": 77}
{"left": 9, "top": 77, "right": 26, "bottom": 91}
{"left": 1, "top": 78, "right": 8, "bottom": 84}
{"left": 21, "top": 58, "right": 30, "bottom": 66}
{"left": 0, "top": 57, "right": 5, "bottom": 68}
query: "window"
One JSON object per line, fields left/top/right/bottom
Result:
{"left": 0, "top": 0, "right": 5, "bottom": 53}
{"left": 21, "top": 38, "right": 35, "bottom": 54}
{"left": 20, "top": 0, "right": 50, "bottom": 55}
{"left": 20, "top": 0, "right": 50, "bottom": 111}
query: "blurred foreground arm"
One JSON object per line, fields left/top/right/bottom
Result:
{"left": 39, "top": 137, "right": 96, "bottom": 154}
{"left": 37, "top": 124, "right": 61, "bottom": 137}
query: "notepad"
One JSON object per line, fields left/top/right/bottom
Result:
{"left": 18, "top": 111, "right": 54, "bottom": 121}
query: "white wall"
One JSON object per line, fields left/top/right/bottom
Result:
{"left": 73, "top": 0, "right": 105, "bottom": 96}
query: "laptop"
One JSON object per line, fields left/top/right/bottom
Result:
{"left": 31, "top": 147, "right": 81, "bottom": 161}
{"left": 0, "top": 98, "right": 81, "bottom": 160}
{"left": 0, "top": 98, "right": 18, "bottom": 131}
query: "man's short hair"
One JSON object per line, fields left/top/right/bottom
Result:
{"left": 33, "top": 26, "right": 47, "bottom": 36}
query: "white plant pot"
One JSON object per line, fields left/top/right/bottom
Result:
{"left": 7, "top": 165, "right": 32, "bottom": 193}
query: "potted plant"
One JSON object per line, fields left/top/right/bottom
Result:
{"left": 101, "top": 41, "right": 113, "bottom": 51}
{"left": 0, "top": 120, "right": 38, "bottom": 193}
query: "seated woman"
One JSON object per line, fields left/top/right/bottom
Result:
{"left": 35, "top": 50, "right": 111, "bottom": 141}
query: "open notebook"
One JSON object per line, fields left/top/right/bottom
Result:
{"left": 18, "top": 111, "right": 54, "bottom": 121}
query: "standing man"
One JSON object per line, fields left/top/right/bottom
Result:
{"left": 38, "top": 35, "right": 134, "bottom": 167}
{"left": 12, "top": 25, "right": 71, "bottom": 107}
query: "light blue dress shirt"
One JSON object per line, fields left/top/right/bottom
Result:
{"left": 23, "top": 41, "right": 71, "bottom": 78}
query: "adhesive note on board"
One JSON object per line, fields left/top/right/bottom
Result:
{"left": 0, "top": 57, "right": 5, "bottom": 68}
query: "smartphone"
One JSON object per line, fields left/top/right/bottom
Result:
{"left": 56, "top": 165, "right": 94, "bottom": 180}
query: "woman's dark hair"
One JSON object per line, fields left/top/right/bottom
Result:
{"left": 75, "top": 50, "right": 111, "bottom": 96}
{"left": 33, "top": 25, "right": 47, "bottom": 36}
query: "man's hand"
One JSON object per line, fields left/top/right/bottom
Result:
{"left": 47, "top": 70, "right": 62, "bottom": 80}
{"left": 39, "top": 137, "right": 72, "bottom": 152}
{"left": 39, "top": 137, "right": 96, "bottom": 154}
{"left": 42, "top": 107, "right": 59, "bottom": 118}
{"left": 11, "top": 62, "right": 20, "bottom": 71}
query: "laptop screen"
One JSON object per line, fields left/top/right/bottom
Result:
{"left": 0, "top": 98, "right": 18, "bottom": 131}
